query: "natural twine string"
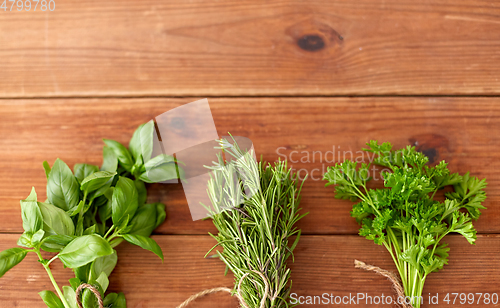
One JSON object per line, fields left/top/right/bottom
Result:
{"left": 176, "top": 270, "right": 269, "bottom": 308}
{"left": 75, "top": 263, "right": 410, "bottom": 308}
{"left": 75, "top": 283, "right": 104, "bottom": 308}
{"left": 354, "top": 260, "right": 414, "bottom": 308}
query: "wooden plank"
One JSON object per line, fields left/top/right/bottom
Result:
{"left": 0, "top": 98, "right": 499, "bottom": 234}
{"left": 1, "top": 0, "right": 500, "bottom": 97}
{"left": 0, "top": 234, "right": 498, "bottom": 307}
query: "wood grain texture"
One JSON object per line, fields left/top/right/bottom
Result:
{"left": 0, "top": 234, "right": 498, "bottom": 307}
{"left": 1, "top": 0, "right": 500, "bottom": 97}
{"left": 0, "top": 98, "right": 498, "bottom": 235}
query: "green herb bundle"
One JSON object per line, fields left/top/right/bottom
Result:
{"left": 323, "top": 141, "right": 487, "bottom": 308}
{"left": 205, "top": 139, "right": 307, "bottom": 308}
{"left": 0, "top": 121, "right": 178, "bottom": 308}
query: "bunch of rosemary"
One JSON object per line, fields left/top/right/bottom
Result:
{"left": 0, "top": 121, "right": 178, "bottom": 308}
{"left": 204, "top": 139, "right": 307, "bottom": 308}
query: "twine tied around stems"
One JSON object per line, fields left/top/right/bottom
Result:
{"left": 354, "top": 260, "right": 414, "bottom": 308}
{"left": 176, "top": 270, "right": 269, "bottom": 308}
{"left": 75, "top": 283, "right": 104, "bottom": 308}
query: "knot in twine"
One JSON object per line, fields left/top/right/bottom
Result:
{"left": 177, "top": 270, "right": 269, "bottom": 308}
{"left": 354, "top": 260, "right": 414, "bottom": 308}
{"left": 75, "top": 283, "right": 104, "bottom": 308}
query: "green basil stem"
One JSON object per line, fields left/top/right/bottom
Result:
{"left": 34, "top": 248, "right": 71, "bottom": 308}
{"left": 109, "top": 238, "right": 123, "bottom": 248}
{"left": 104, "top": 225, "right": 115, "bottom": 238}
{"left": 75, "top": 191, "right": 89, "bottom": 236}
{"left": 107, "top": 233, "right": 120, "bottom": 242}
{"left": 46, "top": 254, "right": 59, "bottom": 266}
{"left": 91, "top": 207, "right": 98, "bottom": 226}
{"left": 81, "top": 191, "right": 88, "bottom": 210}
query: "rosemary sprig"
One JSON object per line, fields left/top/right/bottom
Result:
{"left": 205, "top": 138, "right": 307, "bottom": 308}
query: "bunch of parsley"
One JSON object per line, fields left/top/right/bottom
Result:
{"left": 323, "top": 141, "right": 487, "bottom": 308}
{"left": 205, "top": 139, "right": 307, "bottom": 308}
{"left": 0, "top": 121, "right": 178, "bottom": 308}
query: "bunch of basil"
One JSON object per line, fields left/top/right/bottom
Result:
{"left": 0, "top": 121, "right": 178, "bottom": 308}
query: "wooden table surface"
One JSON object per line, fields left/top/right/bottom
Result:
{"left": 1, "top": 1, "right": 499, "bottom": 307}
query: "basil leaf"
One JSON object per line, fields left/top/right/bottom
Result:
{"left": 20, "top": 187, "right": 43, "bottom": 234}
{"left": 47, "top": 159, "right": 80, "bottom": 211}
{"left": 128, "top": 204, "right": 157, "bottom": 237}
{"left": 39, "top": 202, "right": 75, "bottom": 236}
{"left": 135, "top": 179, "right": 147, "bottom": 206}
{"left": 139, "top": 159, "right": 178, "bottom": 183}
{"left": 42, "top": 161, "right": 51, "bottom": 179}
{"left": 123, "top": 234, "right": 163, "bottom": 261}
{"left": 89, "top": 178, "right": 113, "bottom": 201}
{"left": 117, "top": 214, "right": 132, "bottom": 234}
{"left": 114, "top": 292, "right": 127, "bottom": 308}
{"left": 74, "top": 164, "right": 99, "bottom": 184}
{"left": 68, "top": 200, "right": 85, "bottom": 217}
{"left": 83, "top": 225, "right": 96, "bottom": 235}
{"left": 103, "top": 139, "right": 134, "bottom": 172}
{"left": 92, "top": 195, "right": 108, "bottom": 208}
{"left": 73, "top": 264, "right": 91, "bottom": 282}
{"left": 17, "top": 232, "right": 33, "bottom": 248}
{"left": 95, "top": 272, "right": 109, "bottom": 293}
{"left": 40, "top": 235, "right": 75, "bottom": 253}
{"left": 90, "top": 251, "right": 117, "bottom": 281}
{"left": 140, "top": 120, "right": 155, "bottom": 163}
{"left": 82, "top": 280, "right": 104, "bottom": 308}
{"left": 103, "top": 292, "right": 126, "bottom": 308}
{"left": 31, "top": 230, "right": 45, "bottom": 246}
{"left": 131, "top": 153, "right": 143, "bottom": 177}
{"left": 80, "top": 171, "right": 116, "bottom": 194}
{"left": 58, "top": 235, "right": 113, "bottom": 268}
{"left": 111, "top": 177, "right": 138, "bottom": 227}
{"left": 0, "top": 248, "right": 28, "bottom": 278}
{"left": 38, "top": 290, "right": 64, "bottom": 308}
{"left": 69, "top": 277, "right": 81, "bottom": 290}
{"left": 75, "top": 217, "right": 84, "bottom": 237}
{"left": 103, "top": 293, "right": 118, "bottom": 306}
{"left": 145, "top": 154, "right": 175, "bottom": 168}
{"left": 155, "top": 203, "right": 166, "bottom": 229}
{"left": 104, "top": 186, "right": 114, "bottom": 201}
{"left": 98, "top": 198, "right": 113, "bottom": 223}
{"left": 129, "top": 123, "right": 146, "bottom": 161}
{"left": 101, "top": 145, "right": 118, "bottom": 172}
{"left": 63, "top": 286, "right": 78, "bottom": 308}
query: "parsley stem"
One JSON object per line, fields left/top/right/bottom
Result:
{"left": 383, "top": 242, "right": 401, "bottom": 274}
{"left": 430, "top": 229, "right": 450, "bottom": 257}
{"left": 430, "top": 188, "right": 438, "bottom": 200}
{"left": 402, "top": 231, "right": 408, "bottom": 289}
{"left": 411, "top": 267, "right": 419, "bottom": 305}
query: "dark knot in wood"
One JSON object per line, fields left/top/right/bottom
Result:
{"left": 297, "top": 35, "right": 325, "bottom": 51}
